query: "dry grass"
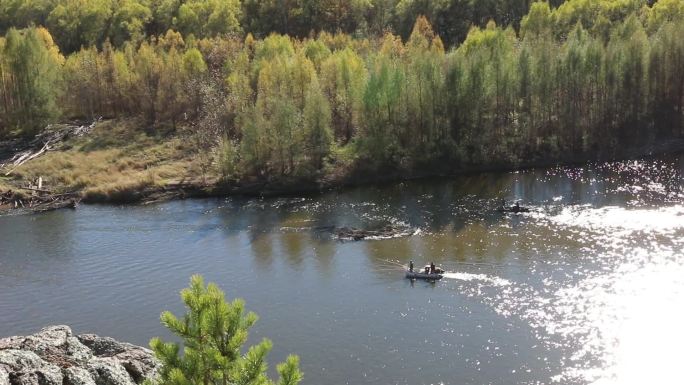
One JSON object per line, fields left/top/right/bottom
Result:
{"left": 5, "top": 119, "right": 210, "bottom": 202}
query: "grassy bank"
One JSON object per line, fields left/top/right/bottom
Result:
{"left": 2, "top": 118, "right": 682, "bottom": 214}
{"left": 1, "top": 119, "right": 214, "bottom": 204}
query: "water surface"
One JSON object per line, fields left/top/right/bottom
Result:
{"left": 1, "top": 155, "right": 683, "bottom": 385}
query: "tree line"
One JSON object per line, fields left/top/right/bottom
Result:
{"left": 1, "top": 0, "right": 683, "bottom": 180}
{"left": 0, "top": 0, "right": 565, "bottom": 53}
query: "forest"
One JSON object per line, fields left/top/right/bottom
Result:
{"left": 1, "top": 0, "right": 683, "bottom": 186}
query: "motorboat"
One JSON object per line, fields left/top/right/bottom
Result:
{"left": 406, "top": 270, "right": 443, "bottom": 280}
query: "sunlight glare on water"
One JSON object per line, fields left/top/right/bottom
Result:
{"left": 548, "top": 204, "right": 684, "bottom": 236}
{"left": 520, "top": 204, "right": 684, "bottom": 384}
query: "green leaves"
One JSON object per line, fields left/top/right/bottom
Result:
{"left": 150, "top": 275, "right": 302, "bottom": 385}
{"left": 0, "top": 27, "right": 63, "bottom": 136}
{"left": 46, "top": 0, "right": 114, "bottom": 53}
{"left": 277, "top": 355, "right": 303, "bottom": 385}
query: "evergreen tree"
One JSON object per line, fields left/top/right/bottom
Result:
{"left": 150, "top": 275, "right": 303, "bottom": 385}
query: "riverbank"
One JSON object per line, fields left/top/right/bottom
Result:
{"left": 1, "top": 118, "right": 683, "bottom": 215}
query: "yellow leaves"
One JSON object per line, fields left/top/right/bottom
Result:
{"left": 408, "top": 15, "right": 444, "bottom": 55}
{"left": 255, "top": 34, "right": 295, "bottom": 62}
{"left": 318, "top": 31, "right": 352, "bottom": 51}
{"left": 158, "top": 29, "right": 185, "bottom": 50}
{"left": 303, "top": 39, "right": 331, "bottom": 68}
{"left": 645, "top": 0, "right": 684, "bottom": 32}
{"left": 34, "top": 27, "right": 65, "bottom": 65}
{"left": 245, "top": 33, "right": 256, "bottom": 53}
{"left": 431, "top": 37, "right": 445, "bottom": 55}
{"left": 551, "top": 0, "right": 646, "bottom": 37}
{"left": 380, "top": 32, "right": 404, "bottom": 59}
{"left": 409, "top": 15, "right": 436, "bottom": 44}
{"left": 182, "top": 48, "right": 207, "bottom": 74}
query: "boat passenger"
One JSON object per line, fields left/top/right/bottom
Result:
{"left": 430, "top": 262, "right": 436, "bottom": 274}
{"left": 409, "top": 260, "right": 414, "bottom": 272}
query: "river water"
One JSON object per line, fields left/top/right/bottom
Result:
{"left": 1, "top": 155, "right": 683, "bottom": 385}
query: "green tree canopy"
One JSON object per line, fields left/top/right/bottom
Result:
{"left": 150, "top": 275, "right": 303, "bottom": 385}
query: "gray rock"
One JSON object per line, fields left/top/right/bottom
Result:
{"left": 87, "top": 358, "right": 135, "bottom": 385}
{"left": 64, "top": 338, "right": 92, "bottom": 365}
{"left": 0, "top": 327, "right": 159, "bottom": 385}
{"left": 0, "top": 365, "right": 10, "bottom": 385}
{"left": 27, "top": 326, "right": 72, "bottom": 348}
{"left": 75, "top": 336, "right": 126, "bottom": 357}
{"left": 0, "top": 350, "right": 63, "bottom": 385}
{"left": 0, "top": 337, "right": 24, "bottom": 351}
{"left": 113, "top": 348, "right": 158, "bottom": 384}
{"left": 63, "top": 367, "right": 96, "bottom": 385}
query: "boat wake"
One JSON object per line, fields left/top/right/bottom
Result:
{"left": 441, "top": 272, "right": 510, "bottom": 286}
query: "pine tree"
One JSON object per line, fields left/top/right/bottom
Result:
{"left": 150, "top": 275, "right": 303, "bottom": 385}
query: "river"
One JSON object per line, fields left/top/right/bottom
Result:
{"left": 1, "top": 155, "right": 683, "bottom": 385}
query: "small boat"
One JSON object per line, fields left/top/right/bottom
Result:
{"left": 406, "top": 271, "right": 443, "bottom": 280}
{"left": 406, "top": 264, "right": 445, "bottom": 280}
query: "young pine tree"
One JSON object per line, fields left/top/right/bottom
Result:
{"left": 150, "top": 275, "right": 303, "bottom": 385}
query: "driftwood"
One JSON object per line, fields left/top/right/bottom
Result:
{"left": 1, "top": 119, "right": 99, "bottom": 175}
{"left": 1, "top": 188, "right": 80, "bottom": 214}
{"left": 18, "top": 186, "right": 53, "bottom": 194}
{"left": 4, "top": 141, "right": 51, "bottom": 175}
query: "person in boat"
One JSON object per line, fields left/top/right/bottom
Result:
{"left": 409, "top": 260, "right": 414, "bottom": 272}
{"left": 430, "top": 262, "right": 436, "bottom": 274}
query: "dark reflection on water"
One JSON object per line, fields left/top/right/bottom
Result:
{"left": 1, "top": 155, "right": 683, "bottom": 385}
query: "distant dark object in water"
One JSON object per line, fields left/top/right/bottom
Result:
{"left": 335, "top": 225, "right": 414, "bottom": 241}
{"left": 497, "top": 205, "right": 530, "bottom": 213}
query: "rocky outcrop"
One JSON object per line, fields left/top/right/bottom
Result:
{"left": 0, "top": 326, "right": 159, "bottom": 385}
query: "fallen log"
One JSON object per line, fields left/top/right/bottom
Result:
{"left": 30, "top": 197, "right": 79, "bottom": 212}
{"left": 4, "top": 142, "right": 50, "bottom": 175}
{"left": 18, "top": 186, "right": 53, "bottom": 194}
{"left": 1, "top": 118, "right": 100, "bottom": 175}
